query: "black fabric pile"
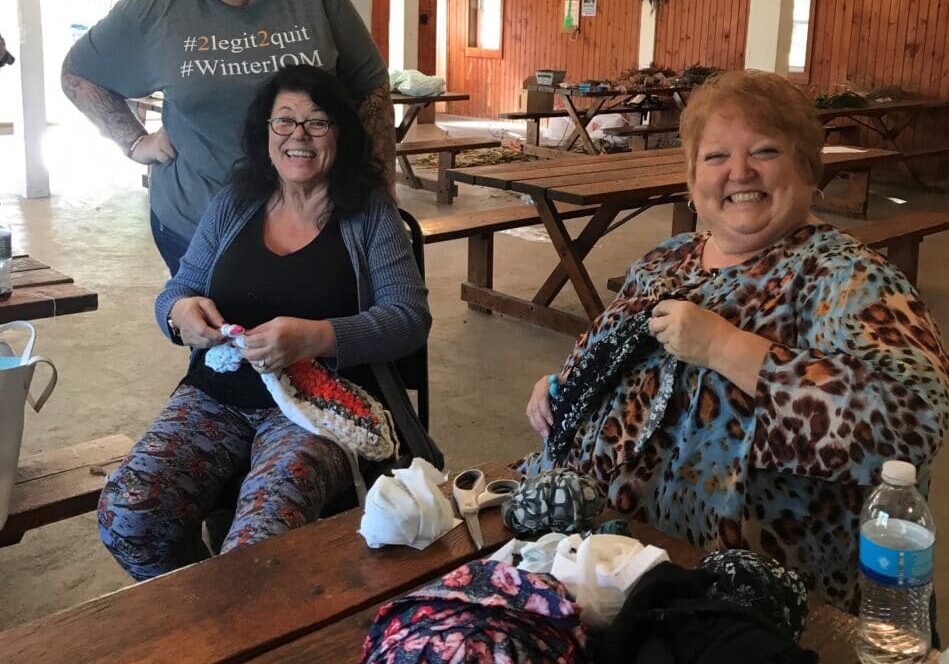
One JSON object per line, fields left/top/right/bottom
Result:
{"left": 546, "top": 308, "right": 667, "bottom": 465}
{"left": 597, "top": 550, "right": 817, "bottom": 664}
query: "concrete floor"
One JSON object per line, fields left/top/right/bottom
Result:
{"left": 0, "top": 120, "right": 947, "bottom": 635}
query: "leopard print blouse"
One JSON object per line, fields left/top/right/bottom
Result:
{"left": 518, "top": 223, "right": 948, "bottom": 612}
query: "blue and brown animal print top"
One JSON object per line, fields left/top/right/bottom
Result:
{"left": 518, "top": 223, "right": 948, "bottom": 611}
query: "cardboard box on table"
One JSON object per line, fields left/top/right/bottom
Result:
{"left": 517, "top": 76, "right": 554, "bottom": 113}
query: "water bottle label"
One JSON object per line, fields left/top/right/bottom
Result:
{"left": 860, "top": 533, "right": 933, "bottom": 587}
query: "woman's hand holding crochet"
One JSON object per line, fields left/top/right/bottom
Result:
{"left": 241, "top": 317, "right": 336, "bottom": 373}
{"left": 648, "top": 300, "right": 735, "bottom": 368}
{"left": 170, "top": 296, "right": 225, "bottom": 348}
{"left": 648, "top": 299, "right": 770, "bottom": 396}
{"left": 526, "top": 375, "right": 554, "bottom": 438}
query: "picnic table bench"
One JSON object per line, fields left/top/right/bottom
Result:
{"left": 0, "top": 459, "right": 882, "bottom": 663}
{"left": 0, "top": 435, "right": 132, "bottom": 547}
{"left": 1, "top": 255, "right": 98, "bottom": 323}
{"left": 395, "top": 137, "right": 500, "bottom": 204}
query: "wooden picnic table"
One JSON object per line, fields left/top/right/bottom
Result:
{"left": 0, "top": 255, "right": 98, "bottom": 323}
{"left": 0, "top": 459, "right": 879, "bottom": 663}
{"left": 391, "top": 91, "right": 470, "bottom": 142}
{"left": 524, "top": 84, "right": 688, "bottom": 155}
{"left": 447, "top": 146, "right": 902, "bottom": 336}
{"left": 817, "top": 98, "right": 949, "bottom": 187}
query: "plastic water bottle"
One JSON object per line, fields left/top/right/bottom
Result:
{"left": 0, "top": 225, "right": 12, "bottom": 301}
{"left": 857, "top": 460, "right": 935, "bottom": 663}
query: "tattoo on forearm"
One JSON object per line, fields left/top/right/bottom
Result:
{"left": 358, "top": 84, "right": 396, "bottom": 195}
{"left": 61, "top": 53, "right": 145, "bottom": 153}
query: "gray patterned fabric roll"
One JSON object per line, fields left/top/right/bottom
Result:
{"left": 502, "top": 470, "right": 605, "bottom": 536}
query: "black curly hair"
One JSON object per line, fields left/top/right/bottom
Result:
{"left": 229, "top": 64, "right": 383, "bottom": 214}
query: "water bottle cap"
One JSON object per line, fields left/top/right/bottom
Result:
{"left": 882, "top": 460, "right": 917, "bottom": 486}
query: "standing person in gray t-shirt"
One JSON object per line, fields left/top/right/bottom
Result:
{"left": 62, "top": 0, "right": 395, "bottom": 275}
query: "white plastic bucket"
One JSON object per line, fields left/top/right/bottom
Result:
{"left": 0, "top": 321, "right": 57, "bottom": 530}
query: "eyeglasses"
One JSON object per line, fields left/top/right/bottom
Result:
{"left": 267, "top": 117, "right": 335, "bottom": 137}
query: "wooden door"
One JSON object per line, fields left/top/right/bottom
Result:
{"left": 371, "top": 0, "right": 390, "bottom": 66}
{"left": 417, "top": 0, "right": 437, "bottom": 123}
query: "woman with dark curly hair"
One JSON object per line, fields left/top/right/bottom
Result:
{"left": 97, "top": 65, "right": 430, "bottom": 580}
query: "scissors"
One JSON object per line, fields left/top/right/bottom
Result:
{"left": 452, "top": 469, "right": 520, "bottom": 550}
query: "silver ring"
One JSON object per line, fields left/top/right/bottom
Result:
{"left": 255, "top": 360, "right": 266, "bottom": 370}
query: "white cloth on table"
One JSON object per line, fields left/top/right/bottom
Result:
{"left": 358, "top": 458, "right": 457, "bottom": 550}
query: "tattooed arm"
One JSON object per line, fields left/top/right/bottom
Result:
{"left": 61, "top": 52, "right": 176, "bottom": 165}
{"left": 357, "top": 82, "right": 397, "bottom": 197}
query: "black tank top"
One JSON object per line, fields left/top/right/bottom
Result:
{"left": 183, "top": 208, "right": 373, "bottom": 408}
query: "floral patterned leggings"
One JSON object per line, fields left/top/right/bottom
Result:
{"left": 97, "top": 384, "right": 351, "bottom": 580}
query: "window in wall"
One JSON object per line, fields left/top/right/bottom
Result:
{"left": 788, "top": 0, "right": 815, "bottom": 78}
{"left": 466, "top": 0, "right": 502, "bottom": 58}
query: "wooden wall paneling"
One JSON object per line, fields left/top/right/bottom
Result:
{"left": 652, "top": 0, "right": 748, "bottom": 72}
{"left": 903, "top": 0, "right": 922, "bottom": 92}
{"left": 805, "top": 0, "right": 949, "bottom": 176}
{"left": 932, "top": 0, "right": 949, "bottom": 99}
{"left": 445, "top": 0, "right": 641, "bottom": 118}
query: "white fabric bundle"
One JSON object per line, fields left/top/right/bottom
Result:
{"left": 491, "top": 532, "right": 669, "bottom": 627}
{"left": 358, "top": 458, "right": 457, "bottom": 550}
{"left": 551, "top": 534, "right": 669, "bottom": 628}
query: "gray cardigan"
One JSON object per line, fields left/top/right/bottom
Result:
{"left": 155, "top": 188, "right": 431, "bottom": 369}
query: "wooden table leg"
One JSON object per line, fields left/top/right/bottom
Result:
{"left": 397, "top": 155, "right": 422, "bottom": 189}
{"left": 870, "top": 115, "right": 930, "bottom": 187}
{"left": 437, "top": 151, "right": 457, "bottom": 204}
{"left": 671, "top": 200, "right": 697, "bottom": 235}
{"left": 885, "top": 238, "right": 921, "bottom": 286}
{"left": 534, "top": 197, "right": 605, "bottom": 319}
{"left": 466, "top": 234, "right": 494, "bottom": 314}
{"left": 561, "top": 97, "right": 605, "bottom": 155}
{"left": 396, "top": 104, "right": 423, "bottom": 142}
{"left": 526, "top": 120, "right": 540, "bottom": 149}
{"left": 532, "top": 201, "right": 623, "bottom": 307}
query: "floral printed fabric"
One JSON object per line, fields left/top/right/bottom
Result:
{"left": 361, "top": 560, "right": 589, "bottom": 663}
{"left": 697, "top": 549, "right": 808, "bottom": 640}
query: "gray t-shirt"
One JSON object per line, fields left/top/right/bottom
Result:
{"left": 67, "top": 0, "right": 387, "bottom": 239}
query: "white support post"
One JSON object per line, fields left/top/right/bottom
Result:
{"left": 389, "top": 0, "right": 419, "bottom": 126}
{"left": 14, "top": 0, "right": 49, "bottom": 199}
{"left": 638, "top": 1, "right": 657, "bottom": 69}
{"left": 744, "top": 0, "right": 794, "bottom": 74}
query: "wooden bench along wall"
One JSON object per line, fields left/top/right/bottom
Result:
{"left": 605, "top": 211, "right": 949, "bottom": 292}
{"left": 0, "top": 434, "right": 132, "bottom": 547}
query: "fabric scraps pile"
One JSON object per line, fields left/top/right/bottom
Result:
{"left": 502, "top": 469, "right": 606, "bottom": 536}
{"left": 545, "top": 308, "right": 676, "bottom": 465}
{"left": 360, "top": 559, "right": 589, "bottom": 663}
{"left": 599, "top": 549, "right": 816, "bottom": 664}
{"left": 358, "top": 457, "right": 456, "bottom": 550}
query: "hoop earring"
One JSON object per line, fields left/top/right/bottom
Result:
{"left": 815, "top": 189, "right": 825, "bottom": 200}
{"left": 687, "top": 198, "right": 697, "bottom": 213}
